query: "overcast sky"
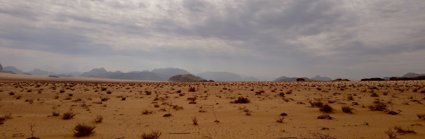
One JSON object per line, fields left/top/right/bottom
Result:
{"left": 0, "top": 0, "right": 424, "bottom": 80}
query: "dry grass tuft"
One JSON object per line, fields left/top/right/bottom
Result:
{"left": 141, "top": 130, "right": 161, "bottom": 139}
{"left": 231, "top": 97, "right": 250, "bottom": 104}
{"left": 73, "top": 124, "right": 95, "bottom": 137}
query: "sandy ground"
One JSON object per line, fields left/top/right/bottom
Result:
{"left": 0, "top": 73, "right": 424, "bottom": 139}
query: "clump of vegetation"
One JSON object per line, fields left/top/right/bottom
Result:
{"left": 163, "top": 113, "right": 172, "bottom": 117}
{"left": 310, "top": 132, "right": 336, "bottom": 139}
{"left": 417, "top": 114, "right": 425, "bottom": 120}
{"left": 141, "top": 130, "right": 161, "bottom": 139}
{"left": 276, "top": 117, "right": 284, "bottom": 123}
{"left": 309, "top": 100, "right": 324, "bottom": 108}
{"left": 192, "top": 117, "right": 198, "bottom": 126}
{"left": 0, "top": 114, "right": 13, "bottom": 125}
{"left": 27, "top": 124, "right": 40, "bottom": 139}
{"left": 73, "top": 124, "right": 95, "bottom": 137}
{"left": 385, "top": 128, "right": 397, "bottom": 139}
{"left": 341, "top": 106, "right": 353, "bottom": 113}
{"left": 319, "top": 104, "right": 333, "bottom": 113}
{"left": 394, "top": 126, "right": 416, "bottom": 135}
{"left": 142, "top": 110, "right": 154, "bottom": 115}
{"left": 62, "top": 112, "right": 76, "bottom": 120}
{"left": 369, "top": 100, "right": 388, "bottom": 111}
{"left": 188, "top": 87, "right": 196, "bottom": 92}
{"left": 52, "top": 112, "right": 60, "bottom": 117}
{"left": 231, "top": 97, "right": 250, "bottom": 104}
{"left": 317, "top": 114, "right": 333, "bottom": 120}
{"left": 94, "top": 115, "right": 103, "bottom": 123}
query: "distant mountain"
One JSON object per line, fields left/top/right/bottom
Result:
{"left": 29, "top": 68, "right": 54, "bottom": 75}
{"left": 80, "top": 67, "right": 192, "bottom": 81}
{"left": 0, "top": 64, "right": 3, "bottom": 71}
{"left": 81, "top": 67, "right": 108, "bottom": 77}
{"left": 311, "top": 75, "right": 332, "bottom": 81}
{"left": 198, "top": 72, "right": 243, "bottom": 81}
{"left": 152, "top": 68, "right": 191, "bottom": 80}
{"left": 402, "top": 72, "right": 425, "bottom": 78}
{"left": 3, "top": 66, "right": 24, "bottom": 74}
{"left": 169, "top": 74, "right": 208, "bottom": 82}
{"left": 275, "top": 76, "right": 309, "bottom": 82}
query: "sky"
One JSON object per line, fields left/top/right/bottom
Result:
{"left": 0, "top": 0, "right": 424, "bottom": 80}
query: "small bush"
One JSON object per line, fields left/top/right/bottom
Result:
{"left": 369, "top": 101, "right": 388, "bottom": 111}
{"left": 142, "top": 110, "right": 153, "bottom": 115}
{"left": 320, "top": 104, "right": 333, "bottom": 113}
{"left": 276, "top": 117, "right": 284, "bottom": 123}
{"left": 417, "top": 114, "right": 425, "bottom": 120}
{"left": 163, "top": 113, "right": 172, "bottom": 117}
{"left": 341, "top": 106, "right": 353, "bottom": 113}
{"left": 385, "top": 128, "right": 397, "bottom": 139}
{"left": 73, "top": 124, "right": 95, "bottom": 137}
{"left": 141, "top": 130, "right": 161, "bottom": 139}
{"left": 62, "top": 112, "right": 76, "bottom": 120}
{"left": 192, "top": 117, "right": 198, "bottom": 126}
{"left": 52, "top": 112, "right": 60, "bottom": 117}
{"left": 231, "top": 97, "right": 250, "bottom": 104}
{"left": 394, "top": 126, "right": 416, "bottom": 135}
{"left": 317, "top": 114, "right": 333, "bottom": 120}
{"left": 95, "top": 115, "right": 103, "bottom": 123}
{"left": 309, "top": 101, "right": 323, "bottom": 108}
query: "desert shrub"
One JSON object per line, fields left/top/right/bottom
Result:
{"left": 309, "top": 101, "right": 323, "bottom": 108}
{"left": 192, "top": 117, "right": 198, "bottom": 126}
{"left": 73, "top": 124, "right": 95, "bottom": 137}
{"left": 163, "top": 113, "right": 172, "bottom": 117}
{"left": 52, "top": 112, "right": 60, "bottom": 116}
{"left": 417, "top": 114, "right": 425, "bottom": 120}
{"left": 62, "top": 112, "right": 76, "bottom": 120}
{"left": 311, "top": 132, "right": 336, "bottom": 139}
{"left": 276, "top": 117, "right": 284, "bottom": 123}
{"left": 370, "top": 92, "right": 379, "bottom": 97}
{"left": 280, "top": 112, "right": 288, "bottom": 116}
{"left": 394, "top": 126, "right": 416, "bottom": 135}
{"left": 142, "top": 110, "right": 153, "bottom": 115}
{"left": 95, "top": 115, "right": 103, "bottom": 123}
{"left": 0, "top": 117, "right": 5, "bottom": 125}
{"left": 341, "top": 106, "right": 353, "bottom": 113}
{"left": 141, "top": 130, "right": 161, "bottom": 139}
{"left": 369, "top": 100, "right": 388, "bottom": 111}
{"left": 188, "top": 87, "right": 196, "bottom": 92}
{"left": 385, "top": 128, "right": 397, "bottom": 139}
{"left": 231, "top": 97, "right": 250, "bottom": 104}
{"left": 319, "top": 104, "right": 333, "bottom": 113}
{"left": 317, "top": 114, "right": 333, "bottom": 120}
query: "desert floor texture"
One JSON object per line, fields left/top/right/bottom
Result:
{"left": 0, "top": 73, "right": 425, "bottom": 139}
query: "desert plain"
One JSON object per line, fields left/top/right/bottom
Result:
{"left": 0, "top": 73, "right": 424, "bottom": 139}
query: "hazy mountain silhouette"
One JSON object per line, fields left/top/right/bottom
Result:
{"left": 81, "top": 67, "right": 191, "bottom": 81}
{"left": 152, "top": 68, "right": 191, "bottom": 80}
{"left": 3, "top": 66, "right": 24, "bottom": 74}
{"left": 198, "top": 72, "right": 243, "bottom": 81}
{"left": 29, "top": 68, "right": 54, "bottom": 75}
{"left": 402, "top": 72, "right": 425, "bottom": 78}
{"left": 0, "top": 64, "right": 3, "bottom": 71}
{"left": 168, "top": 74, "right": 207, "bottom": 82}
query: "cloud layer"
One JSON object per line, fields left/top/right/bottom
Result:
{"left": 1, "top": 0, "right": 424, "bottom": 79}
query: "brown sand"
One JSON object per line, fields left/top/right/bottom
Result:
{"left": 0, "top": 73, "right": 424, "bottom": 139}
